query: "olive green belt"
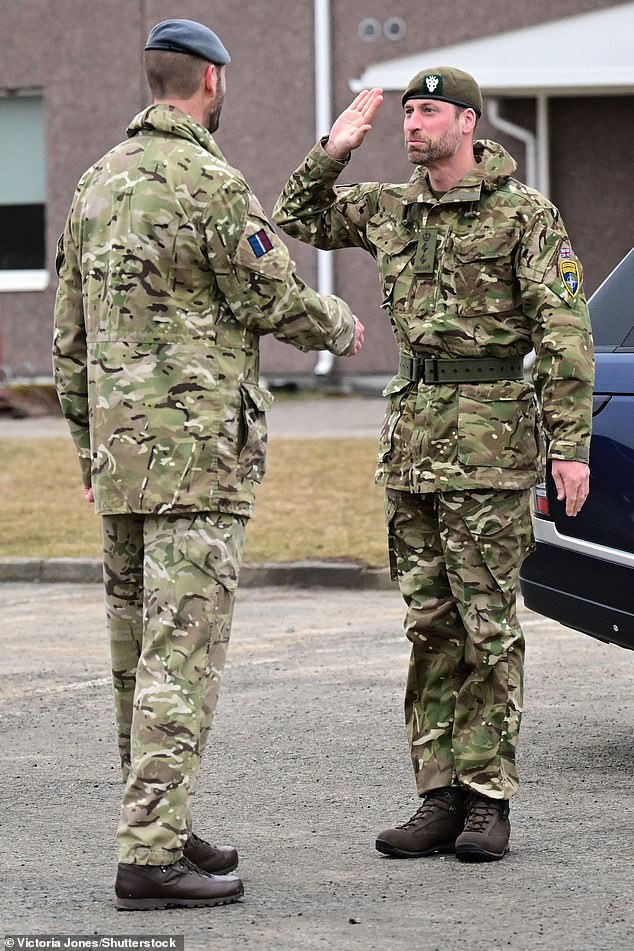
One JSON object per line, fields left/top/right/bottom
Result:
{"left": 398, "top": 353, "right": 524, "bottom": 384}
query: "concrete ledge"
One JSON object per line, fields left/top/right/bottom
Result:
{"left": 0, "top": 557, "right": 103, "bottom": 584}
{"left": 240, "top": 561, "right": 392, "bottom": 590}
{"left": 0, "top": 557, "right": 391, "bottom": 589}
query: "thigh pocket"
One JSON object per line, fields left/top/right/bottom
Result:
{"left": 466, "top": 491, "right": 534, "bottom": 593}
{"left": 179, "top": 513, "right": 247, "bottom": 594}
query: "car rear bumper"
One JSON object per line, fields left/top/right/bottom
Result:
{"left": 520, "top": 542, "right": 634, "bottom": 651}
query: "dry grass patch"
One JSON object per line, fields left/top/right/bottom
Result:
{"left": 0, "top": 437, "right": 388, "bottom": 566}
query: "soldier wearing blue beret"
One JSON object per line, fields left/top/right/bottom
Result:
{"left": 145, "top": 18, "right": 231, "bottom": 65}
{"left": 54, "top": 18, "right": 363, "bottom": 911}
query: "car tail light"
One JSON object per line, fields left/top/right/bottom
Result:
{"left": 533, "top": 482, "right": 550, "bottom": 518}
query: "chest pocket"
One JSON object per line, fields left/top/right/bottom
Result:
{"left": 366, "top": 213, "right": 416, "bottom": 308}
{"left": 451, "top": 226, "right": 521, "bottom": 317}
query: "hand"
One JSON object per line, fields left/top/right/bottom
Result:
{"left": 347, "top": 316, "right": 365, "bottom": 356}
{"left": 83, "top": 485, "right": 94, "bottom": 504}
{"left": 324, "top": 88, "right": 383, "bottom": 161}
{"left": 551, "top": 460, "right": 590, "bottom": 517}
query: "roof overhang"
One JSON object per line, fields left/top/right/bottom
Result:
{"left": 350, "top": 3, "right": 634, "bottom": 97}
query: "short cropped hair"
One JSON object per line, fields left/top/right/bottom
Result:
{"left": 144, "top": 49, "right": 215, "bottom": 99}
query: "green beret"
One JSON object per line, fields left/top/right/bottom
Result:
{"left": 401, "top": 66, "right": 482, "bottom": 117}
{"left": 145, "top": 18, "right": 231, "bottom": 66}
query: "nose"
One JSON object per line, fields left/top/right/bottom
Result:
{"left": 404, "top": 111, "right": 420, "bottom": 134}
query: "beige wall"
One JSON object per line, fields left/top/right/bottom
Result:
{"left": 0, "top": 0, "right": 630, "bottom": 377}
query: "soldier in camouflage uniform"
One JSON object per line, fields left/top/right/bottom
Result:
{"left": 273, "top": 68, "right": 593, "bottom": 861}
{"left": 53, "top": 19, "right": 363, "bottom": 910}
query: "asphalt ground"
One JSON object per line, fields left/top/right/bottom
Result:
{"left": 1, "top": 582, "right": 633, "bottom": 951}
{"left": 1, "top": 397, "right": 633, "bottom": 949}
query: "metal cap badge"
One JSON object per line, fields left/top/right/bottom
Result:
{"left": 401, "top": 66, "right": 483, "bottom": 117}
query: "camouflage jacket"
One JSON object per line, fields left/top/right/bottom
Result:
{"left": 273, "top": 139, "right": 594, "bottom": 493}
{"left": 53, "top": 105, "right": 355, "bottom": 517}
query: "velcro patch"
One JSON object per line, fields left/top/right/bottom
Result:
{"left": 559, "top": 259, "right": 581, "bottom": 298}
{"left": 248, "top": 229, "right": 274, "bottom": 258}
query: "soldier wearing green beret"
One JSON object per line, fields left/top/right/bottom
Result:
{"left": 53, "top": 18, "right": 364, "bottom": 911}
{"left": 274, "top": 67, "right": 593, "bottom": 862}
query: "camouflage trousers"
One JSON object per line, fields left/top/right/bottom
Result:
{"left": 101, "top": 510, "right": 246, "bottom": 865}
{"left": 386, "top": 487, "right": 534, "bottom": 801}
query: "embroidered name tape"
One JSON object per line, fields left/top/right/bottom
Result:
{"left": 248, "top": 229, "right": 274, "bottom": 258}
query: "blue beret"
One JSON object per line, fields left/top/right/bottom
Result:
{"left": 145, "top": 18, "right": 231, "bottom": 65}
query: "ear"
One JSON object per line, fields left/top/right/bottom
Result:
{"left": 461, "top": 108, "right": 478, "bottom": 135}
{"left": 204, "top": 64, "right": 218, "bottom": 95}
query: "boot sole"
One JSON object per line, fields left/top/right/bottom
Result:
{"left": 375, "top": 838, "right": 455, "bottom": 858}
{"left": 115, "top": 885, "right": 244, "bottom": 910}
{"left": 455, "top": 843, "right": 509, "bottom": 862}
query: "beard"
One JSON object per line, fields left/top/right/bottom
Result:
{"left": 205, "top": 88, "right": 225, "bottom": 134}
{"left": 406, "top": 124, "right": 461, "bottom": 166}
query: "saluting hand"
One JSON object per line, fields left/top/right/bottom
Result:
{"left": 324, "top": 88, "right": 384, "bottom": 162}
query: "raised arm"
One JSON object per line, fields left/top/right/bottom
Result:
{"left": 324, "top": 88, "right": 384, "bottom": 161}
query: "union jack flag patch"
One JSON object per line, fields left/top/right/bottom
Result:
{"left": 248, "top": 229, "right": 274, "bottom": 258}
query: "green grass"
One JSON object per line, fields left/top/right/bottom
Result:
{"left": 0, "top": 437, "right": 388, "bottom": 567}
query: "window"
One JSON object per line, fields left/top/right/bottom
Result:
{"left": 0, "top": 92, "right": 47, "bottom": 291}
{"left": 589, "top": 248, "right": 634, "bottom": 352}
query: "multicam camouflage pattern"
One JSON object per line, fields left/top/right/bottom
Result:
{"left": 53, "top": 105, "right": 356, "bottom": 517}
{"left": 102, "top": 510, "right": 245, "bottom": 865}
{"left": 274, "top": 139, "right": 592, "bottom": 801}
{"left": 386, "top": 487, "right": 533, "bottom": 799}
{"left": 273, "top": 138, "right": 594, "bottom": 492}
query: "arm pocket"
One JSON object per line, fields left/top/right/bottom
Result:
{"left": 457, "top": 380, "right": 538, "bottom": 469}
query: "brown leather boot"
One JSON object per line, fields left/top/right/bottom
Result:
{"left": 375, "top": 787, "right": 469, "bottom": 858}
{"left": 115, "top": 857, "right": 243, "bottom": 910}
{"left": 455, "top": 794, "right": 510, "bottom": 861}
{"left": 183, "top": 832, "right": 238, "bottom": 874}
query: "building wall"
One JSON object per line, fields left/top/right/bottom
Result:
{"left": 0, "top": 0, "right": 630, "bottom": 377}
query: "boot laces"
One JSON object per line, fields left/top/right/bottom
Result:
{"left": 397, "top": 790, "right": 454, "bottom": 829}
{"left": 464, "top": 797, "right": 501, "bottom": 833}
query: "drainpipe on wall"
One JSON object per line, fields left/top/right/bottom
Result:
{"left": 313, "top": 0, "right": 335, "bottom": 376}
{"left": 487, "top": 98, "right": 538, "bottom": 190}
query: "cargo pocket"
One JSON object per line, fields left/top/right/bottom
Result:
{"left": 237, "top": 381, "right": 274, "bottom": 483}
{"left": 176, "top": 514, "right": 246, "bottom": 680}
{"left": 457, "top": 380, "right": 538, "bottom": 469}
{"left": 378, "top": 376, "right": 413, "bottom": 465}
{"left": 466, "top": 491, "right": 534, "bottom": 594}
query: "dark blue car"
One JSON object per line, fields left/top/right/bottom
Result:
{"left": 519, "top": 248, "right": 634, "bottom": 651}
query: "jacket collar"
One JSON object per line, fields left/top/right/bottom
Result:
{"left": 402, "top": 139, "right": 517, "bottom": 205}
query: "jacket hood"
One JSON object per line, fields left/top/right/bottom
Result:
{"left": 405, "top": 138, "right": 517, "bottom": 201}
{"left": 126, "top": 104, "right": 223, "bottom": 159}
{"left": 472, "top": 139, "right": 517, "bottom": 189}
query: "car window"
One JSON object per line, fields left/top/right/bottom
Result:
{"left": 588, "top": 248, "right": 634, "bottom": 350}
